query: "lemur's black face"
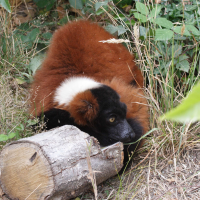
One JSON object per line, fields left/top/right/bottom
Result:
{"left": 93, "top": 102, "right": 135, "bottom": 146}
{"left": 89, "top": 86, "right": 135, "bottom": 146}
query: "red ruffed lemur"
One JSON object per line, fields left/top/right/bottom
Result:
{"left": 29, "top": 20, "right": 149, "bottom": 163}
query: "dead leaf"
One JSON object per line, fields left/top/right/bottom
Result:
{"left": 13, "top": 3, "right": 36, "bottom": 25}
{"left": 124, "top": 5, "right": 132, "bottom": 13}
{"left": 168, "top": 160, "right": 173, "bottom": 165}
{"left": 167, "top": 178, "right": 176, "bottom": 183}
{"left": 57, "top": 6, "right": 66, "bottom": 19}
{"left": 70, "top": 7, "right": 85, "bottom": 18}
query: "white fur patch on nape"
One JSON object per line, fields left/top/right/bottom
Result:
{"left": 54, "top": 77, "right": 101, "bottom": 106}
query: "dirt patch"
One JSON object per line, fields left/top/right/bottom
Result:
{"left": 82, "top": 146, "right": 200, "bottom": 200}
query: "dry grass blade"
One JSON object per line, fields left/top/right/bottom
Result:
{"left": 86, "top": 141, "right": 98, "bottom": 200}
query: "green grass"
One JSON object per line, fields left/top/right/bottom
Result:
{"left": 0, "top": 12, "right": 42, "bottom": 145}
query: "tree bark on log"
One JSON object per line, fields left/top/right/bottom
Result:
{"left": 0, "top": 125, "right": 124, "bottom": 200}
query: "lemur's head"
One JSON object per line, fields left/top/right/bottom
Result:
{"left": 54, "top": 77, "right": 135, "bottom": 146}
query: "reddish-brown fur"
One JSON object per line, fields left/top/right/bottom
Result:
{"left": 55, "top": 90, "right": 99, "bottom": 126}
{"left": 30, "top": 20, "right": 148, "bottom": 140}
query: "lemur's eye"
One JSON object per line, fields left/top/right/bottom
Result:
{"left": 109, "top": 117, "right": 115, "bottom": 123}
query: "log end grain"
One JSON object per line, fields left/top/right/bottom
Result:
{"left": 0, "top": 143, "right": 54, "bottom": 199}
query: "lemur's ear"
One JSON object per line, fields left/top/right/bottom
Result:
{"left": 68, "top": 91, "right": 99, "bottom": 126}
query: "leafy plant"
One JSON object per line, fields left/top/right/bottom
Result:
{"left": 161, "top": 82, "right": 200, "bottom": 123}
{"left": 128, "top": 1, "right": 200, "bottom": 86}
{"left": 113, "top": 0, "right": 132, "bottom": 8}
{"left": 13, "top": 21, "right": 53, "bottom": 51}
{"left": 131, "top": 2, "right": 200, "bottom": 41}
{"left": 69, "top": 0, "right": 84, "bottom": 9}
{"left": 0, "top": 119, "right": 38, "bottom": 142}
{"left": 28, "top": 53, "right": 45, "bottom": 76}
{"left": 0, "top": 132, "right": 16, "bottom": 142}
{"left": 0, "top": 0, "right": 11, "bottom": 13}
{"left": 33, "top": 0, "right": 57, "bottom": 11}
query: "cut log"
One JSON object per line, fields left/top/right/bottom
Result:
{"left": 0, "top": 125, "right": 124, "bottom": 200}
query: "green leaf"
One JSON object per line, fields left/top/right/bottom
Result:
{"left": 174, "top": 34, "right": 186, "bottom": 40}
{"left": 105, "top": 24, "right": 118, "bottom": 34}
{"left": 185, "top": 5, "right": 197, "bottom": 11}
{"left": 116, "top": 25, "right": 127, "bottom": 35}
{"left": 42, "top": 32, "right": 53, "bottom": 40}
{"left": 8, "top": 132, "right": 16, "bottom": 139}
{"left": 173, "top": 44, "right": 182, "bottom": 58}
{"left": 136, "top": 2, "right": 149, "bottom": 15}
{"left": 69, "top": 0, "right": 83, "bottom": 9}
{"left": 14, "top": 23, "right": 31, "bottom": 34}
{"left": 0, "top": 134, "right": 8, "bottom": 142}
{"left": 28, "top": 54, "right": 45, "bottom": 75}
{"left": 176, "top": 59, "right": 190, "bottom": 72}
{"left": 139, "top": 26, "right": 147, "bottom": 38}
{"left": 23, "top": 28, "right": 40, "bottom": 43}
{"left": 160, "top": 82, "right": 200, "bottom": 123}
{"left": 15, "top": 77, "right": 27, "bottom": 85}
{"left": 176, "top": 3, "right": 183, "bottom": 11}
{"left": 125, "top": 19, "right": 135, "bottom": 26}
{"left": 58, "top": 16, "right": 69, "bottom": 25}
{"left": 16, "top": 124, "right": 24, "bottom": 131}
{"left": 134, "top": 13, "right": 147, "bottom": 23}
{"left": 46, "top": 0, "right": 57, "bottom": 10}
{"left": 33, "top": 0, "right": 56, "bottom": 10}
{"left": 155, "top": 18, "right": 173, "bottom": 29}
{"left": 173, "top": 26, "right": 191, "bottom": 36}
{"left": 198, "top": 7, "right": 200, "bottom": 16}
{"left": 27, "top": 119, "right": 38, "bottom": 126}
{"left": 185, "top": 12, "right": 195, "bottom": 25}
{"left": 96, "top": 8, "right": 106, "bottom": 15}
{"left": 178, "top": 54, "right": 189, "bottom": 61}
{"left": 155, "top": 29, "right": 174, "bottom": 41}
{"left": 149, "top": 5, "right": 161, "bottom": 19}
{"left": 105, "top": 25, "right": 127, "bottom": 36}
{"left": 113, "top": 14, "right": 126, "bottom": 21}
{"left": 0, "top": 0, "right": 11, "bottom": 13}
{"left": 185, "top": 25, "right": 200, "bottom": 36}
{"left": 147, "top": 29, "right": 155, "bottom": 38}
{"left": 95, "top": 0, "right": 108, "bottom": 11}
{"left": 113, "top": 0, "right": 132, "bottom": 7}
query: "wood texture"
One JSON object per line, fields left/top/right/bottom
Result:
{"left": 0, "top": 125, "right": 124, "bottom": 200}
